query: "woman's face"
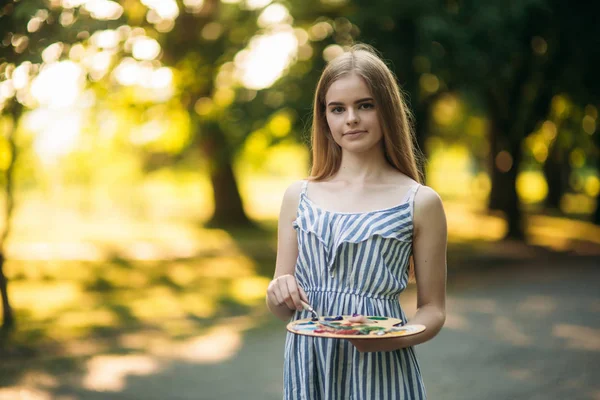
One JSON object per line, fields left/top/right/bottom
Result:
{"left": 324, "top": 73, "right": 383, "bottom": 154}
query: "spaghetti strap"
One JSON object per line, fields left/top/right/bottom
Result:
{"left": 400, "top": 183, "right": 421, "bottom": 205}
{"left": 292, "top": 180, "right": 310, "bottom": 229}
{"left": 409, "top": 184, "right": 422, "bottom": 212}
{"left": 300, "top": 179, "right": 309, "bottom": 196}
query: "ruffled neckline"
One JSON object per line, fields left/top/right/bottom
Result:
{"left": 293, "top": 193, "right": 414, "bottom": 272}
{"left": 301, "top": 192, "right": 411, "bottom": 215}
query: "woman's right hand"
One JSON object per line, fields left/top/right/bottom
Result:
{"left": 267, "top": 274, "right": 309, "bottom": 312}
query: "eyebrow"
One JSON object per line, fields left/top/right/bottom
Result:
{"left": 327, "top": 97, "right": 374, "bottom": 107}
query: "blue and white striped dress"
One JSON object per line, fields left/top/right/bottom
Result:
{"left": 284, "top": 180, "right": 426, "bottom": 399}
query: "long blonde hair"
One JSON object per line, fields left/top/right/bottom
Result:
{"left": 309, "top": 44, "right": 422, "bottom": 183}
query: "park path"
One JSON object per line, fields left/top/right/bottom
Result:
{"left": 5, "top": 253, "right": 599, "bottom": 400}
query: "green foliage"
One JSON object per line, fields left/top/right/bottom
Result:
{"left": 1, "top": 0, "right": 598, "bottom": 227}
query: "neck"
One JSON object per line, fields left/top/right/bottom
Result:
{"left": 334, "top": 144, "right": 391, "bottom": 183}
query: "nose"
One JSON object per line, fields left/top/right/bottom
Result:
{"left": 346, "top": 107, "right": 359, "bottom": 125}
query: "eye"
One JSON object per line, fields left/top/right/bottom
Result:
{"left": 359, "top": 103, "right": 374, "bottom": 110}
{"left": 331, "top": 106, "right": 345, "bottom": 114}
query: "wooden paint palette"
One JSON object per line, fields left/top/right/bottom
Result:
{"left": 287, "top": 316, "right": 426, "bottom": 339}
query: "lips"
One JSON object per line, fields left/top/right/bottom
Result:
{"left": 343, "top": 130, "right": 366, "bottom": 136}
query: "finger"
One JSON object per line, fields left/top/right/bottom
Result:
{"left": 278, "top": 279, "right": 297, "bottom": 310}
{"left": 298, "top": 286, "right": 310, "bottom": 303}
{"left": 285, "top": 278, "right": 303, "bottom": 311}
{"left": 269, "top": 281, "right": 285, "bottom": 306}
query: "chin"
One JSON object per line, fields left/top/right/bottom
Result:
{"left": 341, "top": 142, "right": 382, "bottom": 154}
{"left": 339, "top": 137, "right": 383, "bottom": 153}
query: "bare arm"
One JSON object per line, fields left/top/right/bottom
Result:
{"left": 349, "top": 186, "right": 447, "bottom": 352}
{"left": 266, "top": 180, "right": 310, "bottom": 321}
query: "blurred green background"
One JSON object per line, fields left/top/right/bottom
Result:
{"left": 0, "top": 0, "right": 599, "bottom": 399}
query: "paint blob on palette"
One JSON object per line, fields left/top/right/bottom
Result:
{"left": 287, "top": 315, "right": 426, "bottom": 339}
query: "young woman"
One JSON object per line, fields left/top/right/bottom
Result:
{"left": 266, "top": 44, "right": 447, "bottom": 399}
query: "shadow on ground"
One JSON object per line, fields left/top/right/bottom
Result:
{"left": 1, "top": 233, "right": 599, "bottom": 400}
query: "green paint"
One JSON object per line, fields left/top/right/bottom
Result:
{"left": 358, "top": 326, "right": 386, "bottom": 334}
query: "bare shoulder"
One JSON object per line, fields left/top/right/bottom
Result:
{"left": 282, "top": 180, "right": 305, "bottom": 203}
{"left": 280, "top": 180, "right": 305, "bottom": 218}
{"left": 413, "top": 185, "right": 447, "bottom": 234}
{"left": 415, "top": 185, "right": 443, "bottom": 208}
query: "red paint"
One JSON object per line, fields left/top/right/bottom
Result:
{"left": 336, "top": 329, "right": 359, "bottom": 334}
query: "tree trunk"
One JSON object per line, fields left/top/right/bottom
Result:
{"left": 0, "top": 102, "right": 20, "bottom": 330}
{"left": 593, "top": 125, "right": 600, "bottom": 225}
{"left": 488, "top": 120, "right": 505, "bottom": 211}
{"left": 543, "top": 146, "right": 562, "bottom": 210}
{"left": 208, "top": 158, "right": 252, "bottom": 227}
{"left": 0, "top": 253, "right": 13, "bottom": 330}
{"left": 543, "top": 137, "right": 569, "bottom": 211}
{"left": 486, "top": 95, "right": 526, "bottom": 240}
{"left": 594, "top": 137, "right": 600, "bottom": 225}
{"left": 594, "top": 191, "right": 600, "bottom": 225}
{"left": 488, "top": 132, "right": 525, "bottom": 239}
{"left": 504, "top": 140, "right": 525, "bottom": 239}
{"left": 201, "top": 124, "right": 253, "bottom": 228}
